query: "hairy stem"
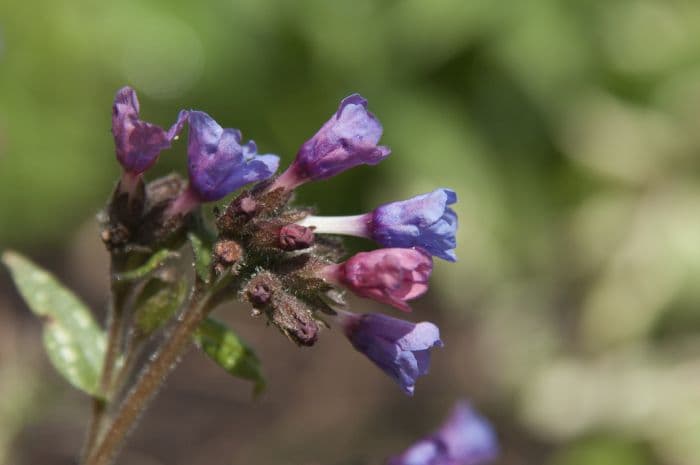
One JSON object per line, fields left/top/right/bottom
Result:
{"left": 107, "top": 333, "right": 146, "bottom": 402}
{"left": 101, "top": 281, "right": 130, "bottom": 394}
{"left": 85, "top": 289, "right": 214, "bottom": 465}
{"left": 81, "top": 398, "right": 106, "bottom": 463}
{"left": 80, "top": 262, "right": 131, "bottom": 461}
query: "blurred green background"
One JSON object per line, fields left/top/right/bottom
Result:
{"left": 2, "top": 0, "right": 700, "bottom": 464}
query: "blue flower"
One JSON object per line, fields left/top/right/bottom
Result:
{"left": 337, "top": 311, "right": 442, "bottom": 395}
{"left": 387, "top": 401, "right": 498, "bottom": 465}
{"left": 186, "top": 111, "right": 280, "bottom": 202}
{"left": 112, "top": 86, "right": 187, "bottom": 174}
{"left": 272, "top": 94, "right": 391, "bottom": 190}
{"left": 372, "top": 189, "right": 458, "bottom": 262}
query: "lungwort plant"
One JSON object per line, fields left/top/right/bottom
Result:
{"left": 3, "top": 87, "right": 497, "bottom": 465}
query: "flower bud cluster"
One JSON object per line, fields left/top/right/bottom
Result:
{"left": 104, "top": 86, "right": 460, "bottom": 396}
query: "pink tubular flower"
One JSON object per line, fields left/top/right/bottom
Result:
{"left": 321, "top": 248, "right": 432, "bottom": 311}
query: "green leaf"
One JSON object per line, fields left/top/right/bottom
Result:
{"left": 188, "top": 217, "right": 216, "bottom": 284}
{"left": 114, "top": 249, "right": 179, "bottom": 282}
{"left": 134, "top": 276, "right": 187, "bottom": 335}
{"left": 194, "top": 318, "right": 266, "bottom": 396}
{"left": 2, "top": 251, "right": 106, "bottom": 396}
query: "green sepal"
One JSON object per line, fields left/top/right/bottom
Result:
{"left": 2, "top": 251, "right": 106, "bottom": 397}
{"left": 188, "top": 214, "right": 216, "bottom": 284}
{"left": 114, "top": 249, "right": 179, "bottom": 282}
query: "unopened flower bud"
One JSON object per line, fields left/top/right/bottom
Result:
{"left": 213, "top": 239, "right": 243, "bottom": 275}
{"left": 248, "top": 282, "right": 272, "bottom": 306}
{"left": 271, "top": 291, "right": 319, "bottom": 347}
{"left": 278, "top": 224, "right": 315, "bottom": 251}
{"left": 234, "top": 195, "right": 258, "bottom": 219}
{"left": 246, "top": 273, "right": 319, "bottom": 346}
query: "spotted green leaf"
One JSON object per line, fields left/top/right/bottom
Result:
{"left": 2, "top": 251, "right": 105, "bottom": 396}
{"left": 194, "top": 318, "right": 265, "bottom": 396}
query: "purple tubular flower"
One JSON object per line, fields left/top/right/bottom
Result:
{"left": 112, "top": 86, "right": 188, "bottom": 175}
{"left": 322, "top": 248, "right": 432, "bottom": 312}
{"left": 186, "top": 111, "right": 280, "bottom": 202}
{"left": 387, "top": 401, "right": 498, "bottom": 465}
{"left": 273, "top": 94, "right": 391, "bottom": 189}
{"left": 372, "top": 189, "right": 458, "bottom": 262}
{"left": 297, "top": 189, "right": 457, "bottom": 261}
{"left": 336, "top": 311, "right": 443, "bottom": 395}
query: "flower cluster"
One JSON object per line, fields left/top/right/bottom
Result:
{"left": 106, "top": 86, "right": 459, "bottom": 395}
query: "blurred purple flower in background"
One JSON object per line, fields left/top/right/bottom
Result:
{"left": 387, "top": 401, "right": 498, "bottom": 465}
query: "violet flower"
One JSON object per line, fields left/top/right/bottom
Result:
{"left": 336, "top": 311, "right": 442, "bottom": 395}
{"left": 321, "top": 248, "right": 432, "bottom": 312}
{"left": 387, "top": 401, "right": 498, "bottom": 465}
{"left": 169, "top": 111, "right": 280, "bottom": 215}
{"left": 112, "top": 86, "right": 188, "bottom": 192}
{"left": 299, "top": 188, "right": 458, "bottom": 261}
{"left": 271, "top": 94, "right": 391, "bottom": 190}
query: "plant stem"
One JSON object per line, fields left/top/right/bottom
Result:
{"left": 85, "top": 289, "right": 214, "bottom": 465}
{"left": 107, "top": 333, "right": 146, "bottom": 401}
{"left": 101, "top": 281, "right": 130, "bottom": 393}
{"left": 81, "top": 397, "right": 106, "bottom": 463}
{"left": 80, "top": 266, "right": 130, "bottom": 461}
